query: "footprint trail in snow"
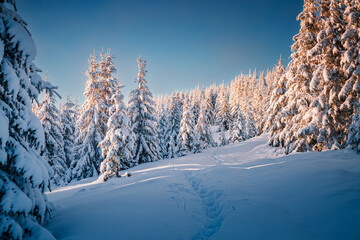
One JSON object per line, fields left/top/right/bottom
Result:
{"left": 184, "top": 171, "right": 224, "bottom": 239}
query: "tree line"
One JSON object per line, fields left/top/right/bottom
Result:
{"left": 33, "top": 50, "right": 282, "bottom": 185}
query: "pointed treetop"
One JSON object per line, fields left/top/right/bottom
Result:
{"left": 136, "top": 56, "right": 147, "bottom": 83}
{"left": 278, "top": 54, "right": 283, "bottom": 66}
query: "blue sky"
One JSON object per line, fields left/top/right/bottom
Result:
{"left": 17, "top": 0, "right": 302, "bottom": 104}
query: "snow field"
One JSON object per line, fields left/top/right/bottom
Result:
{"left": 46, "top": 134, "right": 360, "bottom": 240}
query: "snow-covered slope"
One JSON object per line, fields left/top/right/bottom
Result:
{"left": 46, "top": 135, "right": 360, "bottom": 240}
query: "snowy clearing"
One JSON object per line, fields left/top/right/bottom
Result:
{"left": 46, "top": 134, "right": 360, "bottom": 240}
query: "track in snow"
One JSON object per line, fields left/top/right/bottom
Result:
{"left": 184, "top": 171, "right": 224, "bottom": 239}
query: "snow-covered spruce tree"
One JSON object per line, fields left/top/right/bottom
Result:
{"left": 189, "top": 87, "right": 202, "bottom": 125}
{"left": 0, "top": 1, "right": 56, "bottom": 238}
{"left": 99, "top": 82, "right": 135, "bottom": 181}
{"left": 246, "top": 71, "right": 259, "bottom": 139}
{"left": 177, "top": 99, "right": 201, "bottom": 156}
{"left": 37, "top": 88, "right": 67, "bottom": 186}
{"left": 303, "top": 0, "right": 346, "bottom": 151}
{"left": 166, "top": 91, "right": 182, "bottom": 158}
{"left": 128, "top": 57, "right": 160, "bottom": 164}
{"left": 229, "top": 76, "right": 239, "bottom": 123}
{"left": 72, "top": 97, "right": 81, "bottom": 120}
{"left": 255, "top": 71, "right": 268, "bottom": 134}
{"left": 195, "top": 105, "right": 217, "bottom": 149}
{"left": 268, "top": 0, "right": 322, "bottom": 153}
{"left": 257, "top": 69, "right": 275, "bottom": 134}
{"left": 244, "top": 100, "right": 257, "bottom": 140}
{"left": 98, "top": 49, "right": 117, "bottom": 106}
{"left": 216, "top": 83, "right": 231, "bottom": 146}
{"left": 229, "top": 75, "right": 246, "bottom": 143}
{"left": 156, "top": 99, "right": 169, "bottom": 159}
{"left": 70, "top": 54, "right": 106, "bottom": 181}
{"left": 203, "top": 88, "right": 216, "bottom": 126}
{"left": 264, "top": 57, "right": 287, "bottom": 135}
{"left": 231, "top": 111, "right": 246, "bottom": 143}
{"left": 60, "top": 96, "right": 75, "bottom": 170}
{"left": 209, "top": 84, "right": 219, "bottom": 125}
{"left": 249, "top": 70, "right": 261, "bottom": 130}
{"left": 341, "top": 0, "right": 360, "bottom": 148}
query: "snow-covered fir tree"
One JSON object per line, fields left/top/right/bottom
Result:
{"left": 229, "top": 75, "right": 246, "bottom": 143}
{"left": 264, "top": 57, "right": 286, "bottom": 134}
{"left": 250, "top": 69, "right": 261, "bottom": 129}
{"left": 70, "top": 54, "right": 106, "bottom": 181}
{"left": 195, "top": 105, "right": 217, "bottom": 149}
{"left": 307, "top": 0, "right": 346, "bottom": 151}
{"left": 128, "top": 57, "right": 161, "bottom": 164}
{"left": 177, "top": 99, "right": 201, "bottom": 156}
{"left": 203, "top": 88, "right": 217, "bottom": 126}
{"left": 37, "top": 87, "right": 67, "bottom": 186}
{"left": 230, "top": 111, "right": 246, "bottom": 143}
{"left": 341, "top": 0, "right": 360, "bottom": 148}
{"left": 229, "top": 76, "right": 239, "bottom": 123}
{"left": 60, "top": 96, "right": 76, "bottom": 170}
{"left": 244, "top": 102, "right": 257, "bottom": 140}
{"left": 72, "top": 97, "right": 81, "bottom": 120}
{"left": 216, "top": 83, "right": 231, "bottom": 146}
{"left": 268, "top": 0, "right": 322, "bottom": 153}
{"left": 156, "top": 96, "right": 169, "bottom": 159}
{"left": 99, "top": 49, "right": 118, "bottom": 106}
{"left": 99, "top": 81, "right": 135, "bottom": 181}
{"left": 255, "top": 71, "right": 268, "bottom": 133}
{"left": 189, "top": 87, "right": 202, "bottom": 125}
{"left": 267, "top": 0, "right": 360, "bottom": 153}
{"left": 165, "top": 91, "right": 182, "bottom": 158}
{"left": 244, "top": 71, "right": 258, "bottom": 139}
{"left": 0, "top": 1, "right": 55, "bottom": 238}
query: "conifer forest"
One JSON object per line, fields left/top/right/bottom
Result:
{"left": 0, "top": 0, "right": 359, "bottom": 239}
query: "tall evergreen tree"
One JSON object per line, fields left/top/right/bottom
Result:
{"left": 229, "top": 75, "right": 246, "bottom": 143}
{"left": 60, "top": 96, "right": 75, "bottom": 170}
{"left": 128, "top": 57, "right": 160, "bottom": 164}
{"left": 99, "top": 49, "right": 118, "bottom": 106}
{"left": 165, "top": 91, "right": 182, "bottom": 158}
{"left": 0, "top": 1, "right": 55, "bottom": 238}
{"left": 230, "top": 112, "right": 246, "bottom": 143}
{"left": 177, "top": 99, "right": 201, "bottom": 156}
{"left": 244, "top": 101, "right": 257, "bottom": 139}
{"left": 70, "top": 54, "right": 105, "bottom": 181}
{"left": 264, "top": 57, "right": 287, "bottom": 135}
{"left": 216, "top": 83, "right": 231, "bottom": 145}
{"left": 99, "top": 82, "right": 135, "bottom": 181}
{"left": 341, "top": 0, "right": 360, "bottom": 148}
{"left": 37, "top": 88, "right": 67, "bottom": 186}
{"left": 72, "top": 97, "right": 81, "bottom": 120}
{"left": 268, "top": 0, "right": 322, "bottom": 153}
{"left": 195, "top": 106, "right": 217, "bottom": 149}
{"left": 305, "top": 0, "right": 346, "bottom": 151}
{"left": 157, "top": 100, "right": 169, "bottom": 159}
{"left": 255, "top": 71, "right": 268, "bottom": 134}
{"left": 203, "top": 88, "right": 216, "bottom": 126}
{"left": 189, "top": 87, "right": 202, "bottom": 125}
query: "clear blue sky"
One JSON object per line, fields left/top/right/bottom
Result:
{"left": 17, "top": 0, "right": 303, "bottom": 104}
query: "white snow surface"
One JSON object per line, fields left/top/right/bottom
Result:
{"left": 46, "top": 134, "right": 360, "bottom": 240}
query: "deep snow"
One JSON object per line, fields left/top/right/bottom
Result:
{"left": 46, "top": 134, "right": 360, "bottom": 240}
